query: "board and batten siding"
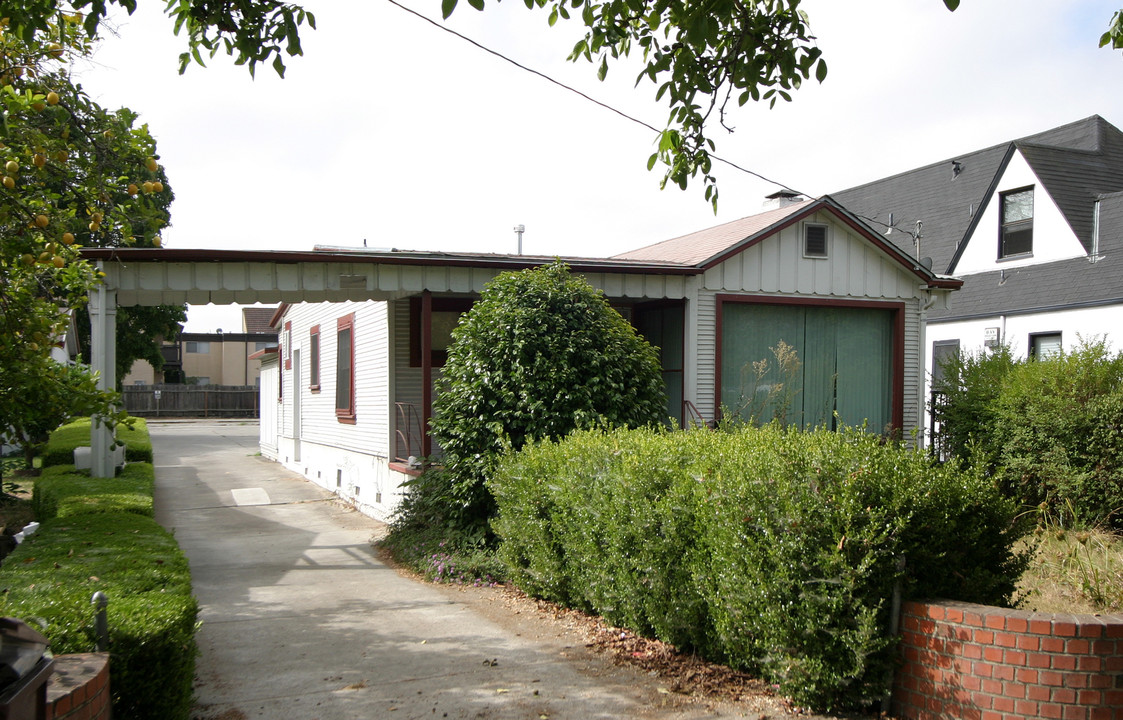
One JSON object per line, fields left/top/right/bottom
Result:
{"left": 692, "top": 212, "right": 929, "bottom": 434}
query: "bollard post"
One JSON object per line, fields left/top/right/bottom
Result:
{"left": 92, "top": 591, "right": 109, "bottom": 651}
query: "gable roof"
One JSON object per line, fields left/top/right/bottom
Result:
{"left": 832, "top": 115, "right": 1123, "bottom": 274}
{"left": 242, "top": 307, "right": 279, "bottom": 334}
{"left": 613, "top": 196, "right": 960, "bottom": 289}
{"left": 613, "top": 200, "right": 812, "bottom": 265}
{"left": 928, "top": 189, "right": 1123, "bottom": 323}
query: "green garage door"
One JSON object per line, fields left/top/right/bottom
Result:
{"left": 721, "top": 303, "right": 894, "bottom": 431}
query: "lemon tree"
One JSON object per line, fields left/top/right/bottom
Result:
{"left": 0, "top": 16, "right": 171, "bottom": 460}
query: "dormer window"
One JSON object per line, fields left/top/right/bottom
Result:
{"left": 999, "top": 187, "right": 1033, "bottom": 258}
{"left": 804, "top": 222, "right": 828, "bottom": 258}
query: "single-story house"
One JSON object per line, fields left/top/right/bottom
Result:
{"left": 257, "top": 195, "right": 960, "bottom": 520}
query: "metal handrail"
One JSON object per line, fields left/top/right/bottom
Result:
{"left": 394, "top": 402, "right": 424, "bottom": 463}
{"left": 683, "top": 400, "right": 713, "bottom": 430}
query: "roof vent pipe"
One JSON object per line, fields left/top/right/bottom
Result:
{"left": 514, "top": 224, "right": 525, "bottom": 255}
{"left": 1091, "top": 199, "right": 1102, "bottom": 263}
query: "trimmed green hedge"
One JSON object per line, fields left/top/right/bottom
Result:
{"left": 0, "top": 513, "right": 197, "bottom": 720}
{"left": 33, "top": 463, "right": 155, "bottom": 520}
{"left": 2, "top": 417, "right": 197, "bottom": 720}
{"left": 43, "top": 417, "right": 153, "bottom": 467}
{"left": 490, "top": 425, "right": 1030, "bottom": 711}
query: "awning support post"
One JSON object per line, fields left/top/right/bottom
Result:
{"left": 89, "top": 266, "right": 117, "bottom": 478}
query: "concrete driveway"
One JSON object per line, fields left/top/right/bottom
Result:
{"left": 150, "top": 420, "right": 769, "bottom": 720}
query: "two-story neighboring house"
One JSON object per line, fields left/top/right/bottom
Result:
{"left": 122, "top": 306, "right": 279, "bottom": 386}
{"left": 833, "top": 116, "right": 1123, "bottom": 394}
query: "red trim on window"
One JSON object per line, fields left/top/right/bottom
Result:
{"left": 714, "top": 294, "right": 906, "bottom": 432}
{"left": 335, "top": 313, "right": 356, "bottom": 423}
{"left": 309, "top": 324, "right": 321, "bottom": 392}
{"left": 284, "top": 321, "right": 292, "bottom": 370}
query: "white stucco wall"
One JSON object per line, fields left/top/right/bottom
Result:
{"left": 927, "top": 305, "right": 1123, "bottom": 362}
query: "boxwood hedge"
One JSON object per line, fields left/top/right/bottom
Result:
{"left": 1, "top": 420, "right": 195, "bottom": 720}
{"left": 43, "top": 417, "right": 153, "bottom": 467}
{"left": 490, "top": 424, "right": 1030, "bottom": 711}
{"left": 0, "top": 513, "right": 197, "bottom": 719}
{"left": 33, "top": 462, "right": 155, "bottom": 520}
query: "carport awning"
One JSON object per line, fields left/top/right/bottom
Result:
{"left": 80, "top": 248, "right": 696, "bottom": 306}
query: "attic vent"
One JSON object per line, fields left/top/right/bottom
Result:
{"left": 338, "top": 274, "right": 367, "bottom": 289}
{"left": 804, "top": 223, "right": 828, "bottom": 258}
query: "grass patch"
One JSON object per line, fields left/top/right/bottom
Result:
{"left": 1016, "top": 527, "right": 1123, "bottom": 613}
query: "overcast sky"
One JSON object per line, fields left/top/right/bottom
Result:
{"left": 74, "top": 0, "right": 1123, "bottom": 331}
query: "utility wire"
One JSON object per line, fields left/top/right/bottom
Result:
{"left": 382, "top": 0, "right": 806, "bottom": 196}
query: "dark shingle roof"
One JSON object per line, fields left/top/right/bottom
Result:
{"left": 832, "top": 115, "right": 1123, "bottom": 274}
{"left": 832, "top": 144, "right": 1011, "bottom": 274}
{"left": 242, "top": 307, "right": 279, "bottom": 334}
{"left": 1018, "top": 140, "right": 1123, "bottom": 252}
{"left": 929, "top": 188, "right": 1123, "bottom": 322}
{"left": 927, "top": 255, "right": 1123, "bottom": 322}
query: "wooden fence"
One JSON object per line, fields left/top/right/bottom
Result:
{"left": 121, "top": 384, "right": 259, "bottom": 418}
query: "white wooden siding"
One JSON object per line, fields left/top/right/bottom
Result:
{"left": 693, "top": 292, "right": 717, "bottom": 421}
{"left": 269, "top": 299, "right": 405, "bottom": 519}
{"left": 258, "top": 358, "right": 279, "bottom": 459}
{"left": 280, "top": 300, "right": 390, "bottom": 458}
{"left": 903, "top": 301, "right": 922, "bottom": 434}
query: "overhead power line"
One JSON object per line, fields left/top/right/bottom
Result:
{"left": 382, "top": 0, "right": 807, "bottom": 197}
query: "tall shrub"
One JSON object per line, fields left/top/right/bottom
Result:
{"left": 931, "top": 343, "right": 1018, "bottom": 465}
{"left": 491, "top": 425, "right": 1029, "bottom": 711}
{"left": 934, "top": 339, "right": 1123, "bottom": 528}
{"left": 989, "top": 340, "right": 1123, "bottom": 527}
{"left": 424, "top": 259, "right": 667, "bottom": 535}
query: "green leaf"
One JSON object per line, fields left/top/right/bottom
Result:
{"left": 942, "top": 0, "right": 960, "bottom": 9}
{"left": 442, "top": 0, "right": 459, "bottom": 19}
{"left": 597, "top": 55, "right": 608, "bottom": 81}
{"left": 467, "top": 0, "right": 486, "bottom": 11}
{"left": 815, "top": 58, "right": 828, "bottom": 83}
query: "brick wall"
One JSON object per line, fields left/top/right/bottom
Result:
{"left": 46, "top": 653, "right": 110, "bottom": 720}
{"left": 893, "top": 600, "right": 1123, "bottom": 720}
